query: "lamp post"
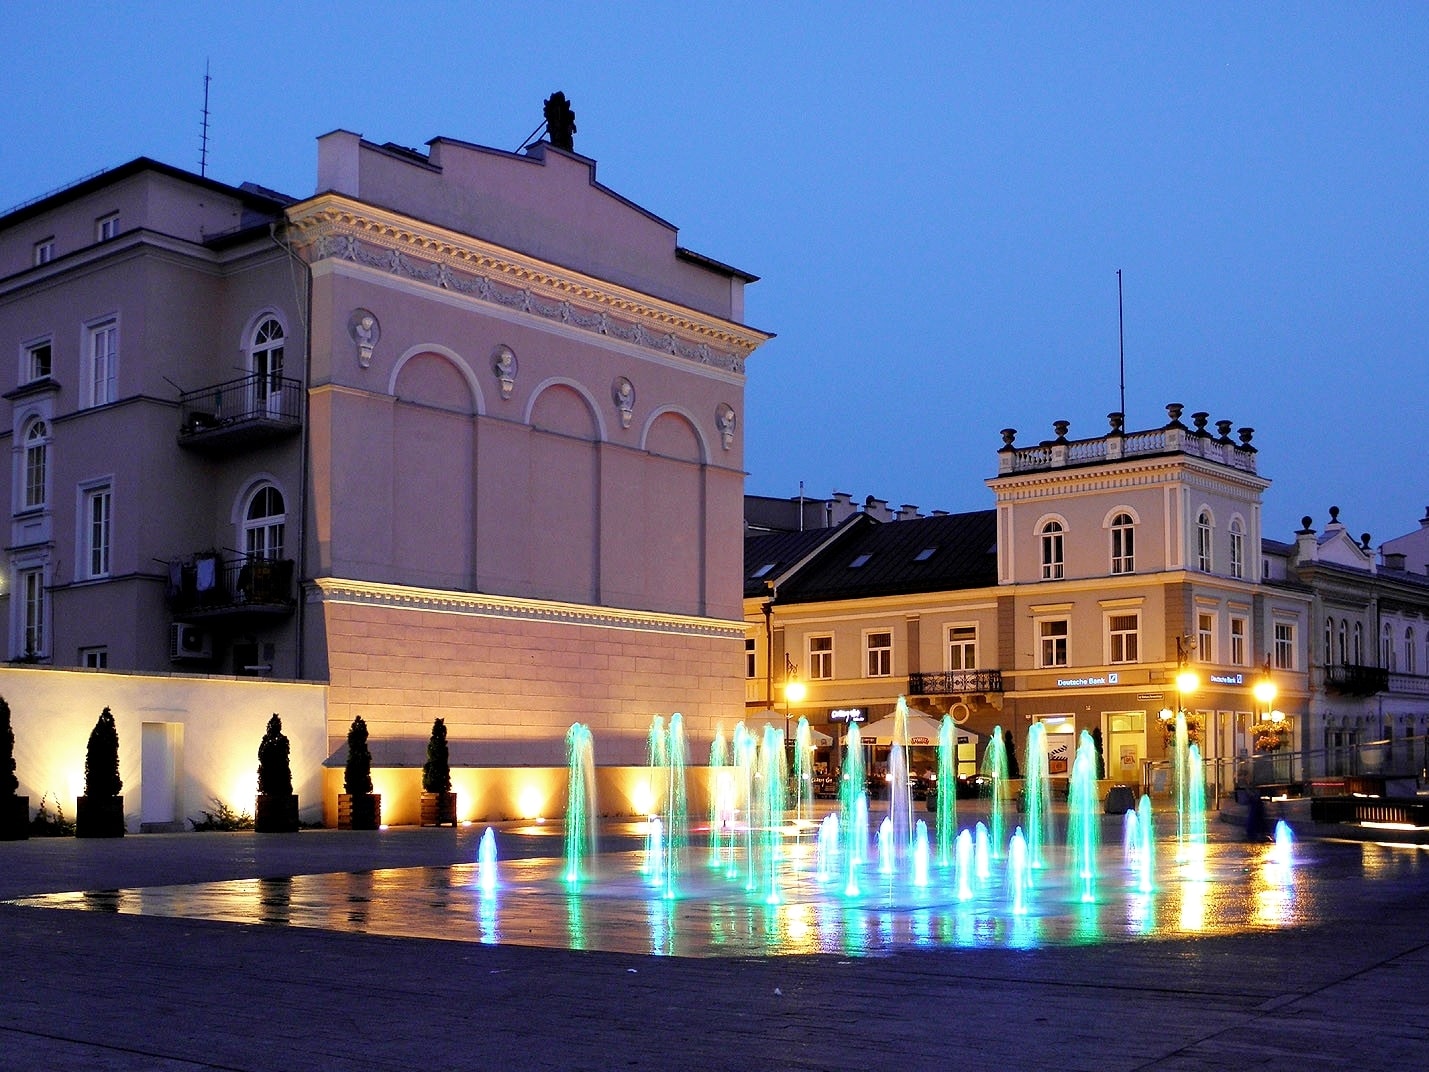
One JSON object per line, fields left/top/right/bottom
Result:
{"left": 1160, "top": 636, "right": 1201, "bottom": 739}
{"left": 783, "top": 654, "right": 806, "bottom": 746}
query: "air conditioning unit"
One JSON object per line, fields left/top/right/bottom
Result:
{"left": 169, "top": 622, "right": 212, "bottom": 661}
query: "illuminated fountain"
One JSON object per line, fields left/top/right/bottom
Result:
{"left": 934, "top": 715, "right": 958, "bottom": 866}
{"left": 562, "top": 722, "right": 597, "bottom": 884}
{"left": 981, "top": 726, "right": 1011, "bottom": 858}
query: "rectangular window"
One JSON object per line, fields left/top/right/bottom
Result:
{"left": 34, "top": 238, "right": 54, "bottom": 265}
{"left": 24, "top": 338, "right": 52, "bottom": 382}
{"left": 1108, "top": 613, "right": 1139, "bottom": 664}
{"left": 86, "top": 319, "right": 118, "bottom": 406}
{"left": 808, "top": 635, "right": 833, "bottom": 680}
{"left": 1230, "top": 617, "right": 1248, "bottom": 667}
{"left": 745, "top": 637, "right": 757, "bottom": 679}
{"left": 1197, "top": 612, "right": 1215, "bottom": 664}
{"left": 20, "top": 567, "right": 45, "bottom": 658}
{"left": 865, "top": 630, "right": 892, "bottom": 677}
{"left": 1274, "top": 622, "right": 1296, "bottom": 671}
{"left": 80, "top": 647, "right": 108, "bottom": 669}
{"left": 96, "top": 213, "right": 119, "bottom": 241}
{"left": 83, "top": 485, "right": 112, "bottom": 578}
{"left": 1039, "top": 618, "right": 1069, "bottom": 668}
{"left": 948, "top": 625, "right": 977, "bottom": 671}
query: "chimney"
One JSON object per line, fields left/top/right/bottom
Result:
{"left": 1294, "top": 516, "right": 1318, "bottom": 564}
{"left": 897, "top": 504, "right": 922, "bottom": 521}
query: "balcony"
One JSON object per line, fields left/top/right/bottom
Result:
{"left": 166, "top": 553, "right": 296, "bottom": 620}
{"left": 907, "top": 670, "right": 1004, "bottom": 696}
{"left": 177, "top": 373, "right": 302, "bottom": 453}
{"left": 1324, "top": 663, "right": 1389, "bottom": 697}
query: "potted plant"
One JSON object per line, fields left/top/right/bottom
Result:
{"left": 0, "top": 697, "right": 27, "bottom": 840}
{"left": 338, "top": 714, "right": 380, "bottom": 830}
{"left": 255, "top": 713, "right": 299, "bottom": 832}
{"left": 421, "top": 717, "right": 457, "bottom": 827}
{"left": 76, "top": 707, "right": 124, "bottom": 838}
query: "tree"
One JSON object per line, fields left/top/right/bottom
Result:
{"left": 423, "top": 717, "right": 451, "bottom": 794}
{"left": 0, "top": 697, "right": 16, "bottom": 797}
{"left": 84, "top": 708, "right": 122, "bottom": 799}
{"left": 257, "top": 714, "right": 292, "bottom": 797}
{"left": 344, "top": 715, "right": 373, "bottom": 795}
{"left": 1004, "top": 728, "right": 1021, "bottom": 780}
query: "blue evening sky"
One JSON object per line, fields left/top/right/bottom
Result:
{"left": 3, "top": 3, "right": 1425, "bottom": 544}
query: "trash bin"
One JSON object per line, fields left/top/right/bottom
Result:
{"left": 1104, "top": 783, "right": 1137, "bottom": 814}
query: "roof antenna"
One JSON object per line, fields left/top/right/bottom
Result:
{"left": 199, "top": 59, "right": 212, "bottom": 177}
{"left": 1116, "top": 268, "right": 1126, "bottom": 423}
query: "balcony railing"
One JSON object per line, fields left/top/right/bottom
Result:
{"left": 166, "top": 554, "right": 296, "bottom": 618}
{"left": 177, "top": 373, "right": 302, "bottom": 452}
{"left": 1324, "top": 663, "right": 1389, "bottom": 696}
{"left": 907, "top": 669, "right": 1004, "bottom": 695}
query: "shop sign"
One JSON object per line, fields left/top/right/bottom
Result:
{"left": 1056, "top": 672, "right": 1119, "bottom": 688}
{"left": 830, "top": 708, "right": 865, "bottom": 723}
{"left": 1209, "top": 673, "right": 1245, "bottom": 686}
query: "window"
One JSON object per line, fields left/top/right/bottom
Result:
{"left": 1108, "top": 613, "right": 1139, "bottom": 664}
{"left": 1274, "top": 621, "right": 1296, "bottom": 671}
{"left": 249, "top": 317, "right": 285, "bottom": 412}
{"left": 96, "top": 213, "right": 119, "bottom": 241}
{"left": 1406, "top": 628, "right": 1416, "bottom": 675}
{"left": 848, "top": 553, "right": 872, "bottom": 569}
{"left": 750, "top": 562, "right": 775, "bottom": 579}
{"left": 808, "top": 635, "right": 833, "bottom": 680}
{"left": 913, "top": 547, "right": 937, "bottom": 562}
{"left": 85, "top": 318, "right": 118, "bottom": 407}
{"left": 34, "top": 238, "right": 53, "bottom": 265}
{"left": 1337, "top": 621, "right": 1347, "bottom": 665}
{"left": 1110, "top": 512, "right": 1135, "bottom": 574}
{"left": 243, "top": 485, "right": 286, "bottom": 560}
{"left": 745, "top": 637, "right": 757, "bottom": 679}
{"left": 1039, "top": 618, "right": 1069, "bottom": 668}
{"left": 80, "top": 647, "right": 108, "bottom": 669}
{"left": 82, "top": 485, "right": 112, "bottom": 578}
{"left": 23, "top": 338, "right": 52, "bottom": 382}
{"left": 1229, "top": 519, "right": 1245, "bottom": 579}
{"left": 1382, "top": 623, "right": 1394, "bottom": 670}
{"left": 1324, "top": 617, "right": 1334, "bottom": 666}
{"left": 1197, "top": 612, "right": 1215, "bottom": 663}
{"left": 21, "top": 419, "right": 48, "bottom": 510}
{"left": 1196, "top": 511, "right": 1213, "bottom": 572}
{"left": 1040, "top": 521, "right": 1065, "bottom": 580}
{"left": 948, "top": 625, "right": 977, "bottom": 670}
{"left": 1230, "top": 617, "right": 1248, "bottom": 666}
{"left": 865, "top": 631, "right": 892, "bottom": 677}
{"left": 19, "top": 567, "right": 46, "bottom": 658}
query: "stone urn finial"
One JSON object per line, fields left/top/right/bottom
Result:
{"left": 999, "top": 428, "right": 1017, "bottom": 450}
{"left": 1052, "top": 420, "right": 1070, "bottom": 442}
{"left": 1215, "top": 419, "right": 1233, "bottom": 443}
{"left": 1107, "top": 411, "right": 1124, "bottom": 434}
{"left": 1165, "top": 403, "right": 1185, "bottom": 429}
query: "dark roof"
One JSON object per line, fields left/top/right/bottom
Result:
{"left": 769, "top": 510, "right": 998, "bottom": 604}
{"left": 744, "top": 519, "right": 865, "bottom": 599}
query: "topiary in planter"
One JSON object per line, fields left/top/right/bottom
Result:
{"left": 76, "top": 707, "right": 124, "bottom": 838}
{"left": 255, "top": 713, "right": 299, "bottom": 833}
{"left": 0, "top": 696, "right": 27, "bottom": 840}
{"left": 421, "top": 717, "right": 457, "bottom": 827}
{"left": 338, "top": 714, "right": 380, "bottom": 830}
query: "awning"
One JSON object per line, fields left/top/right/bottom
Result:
{"left": 747, "top": 710, "right": 835, "bottom": 745}
{"left": 856, "top": 710, "right": 983, "bottom": 747}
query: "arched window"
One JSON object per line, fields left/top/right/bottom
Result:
{"left": 1324, "top": 617, "right": 1334, "bottom": 666}
{"left": 1353, "top": 622, "right": 1363, "bottom": 665}
{"left": 1406, "top": 627, "right": 1416, "bottom": 675}
{"left": 1110, "top": 512, "right": 1135, "bottom": 574}
{"left": 1040, "top": 520, "right": 1064, "bottom": 580}
{"left": 243, "top": 485, "right": 285, "bottom": 561}
{"left": 1383, "top": 623, "right": 1395, "bottom": 670}
{"left": 1196, "top": 511, "right": 1213, "bottom": 572}
{"left": 22, "top": 419, "right": 48, "bottom": 510}
{"left": 248, "top": 317, "right": 285, "bottom": 413}
{"left": 1229, "top": 518, "right": 1245, "bottom": 579}
{"left": 1337, "top": 620, "right": 1347, "bottom": 665}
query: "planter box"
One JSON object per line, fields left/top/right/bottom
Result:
{"left": 76, "top": 794, "right": 125, "bottom": 838}
{"left": 0, "top": 795, "right": 28, "bottom": 841}
{"left": 421, "top": 791, "right": 458, "bottom": 827}
{"left": 255, "top": 793, "right": 299, "bottom": 833}
{"left": 338, "top": 793, "right": 381, "bottom": 830}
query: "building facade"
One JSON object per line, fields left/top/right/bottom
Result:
{"left": 1, "top": 114, "right": 768, "bottom": 825}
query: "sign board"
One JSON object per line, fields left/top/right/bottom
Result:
{"left": 830, "top": 708, "right": 865, "bottom": 723}
{"left": 1209, "top": 672, "right": 1245, "bottom": 686}
{"left": 1056, "top": 672, "right": 1119, "bottom": 688}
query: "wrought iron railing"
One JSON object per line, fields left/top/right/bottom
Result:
{"left": 178, "top": 373, "right": 302, "bottom": 438}
{"left": 907, "top": 669, "right": 1003, "bottom": 695}
{"left": 166, "top": 554, "right": 295, "bottom": 615}
{"left": 1325, "top": 663, "right": 1389, "bottom": 696}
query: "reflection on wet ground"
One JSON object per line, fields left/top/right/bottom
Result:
{"left": 13, "top": 832, "right": 1429, "bottom": 958}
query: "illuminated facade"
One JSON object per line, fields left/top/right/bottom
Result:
{"left": 0, "top": 122, "right": 767, "bottom": 825}
{"left": 747, "top": 407, "right": 1315, "bottom": 794}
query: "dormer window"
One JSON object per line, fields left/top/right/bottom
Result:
{"left": 913, "top": 547, "right": 937, "bottom": 562}
{"left": 750, "top": 562, "right": 776, "bottom": 580}
{"left": 849, "top": 553, "right": 872, "bottom": 569}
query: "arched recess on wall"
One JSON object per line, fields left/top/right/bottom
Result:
{"left": 389, "top": 346, "right": 477, "bottom": 589}
{"left": 526, "top": 379, "right": 602, "bottom": 604}
{"left": 389, "top": 344, "right": 483, "bottom": 416}
{"left": 637, "top": 407, "right": 707, "bottom": 614}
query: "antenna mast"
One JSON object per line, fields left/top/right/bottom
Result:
{"left": 199, "top": 60, "right": 212, "bottom": 177}
{"left": 1116, "top": 268, "right": 1126, "bottom": 422}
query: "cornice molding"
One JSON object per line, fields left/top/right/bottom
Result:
{"left": 309, "top": 577, "right": 746, "bottom": 640}
{"left": 285, "top": 195, "right": 769, "bottom": 375}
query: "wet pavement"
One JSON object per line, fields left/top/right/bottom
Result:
{"left": 2, "top": 817, "right": 1428, "bottom": 1070}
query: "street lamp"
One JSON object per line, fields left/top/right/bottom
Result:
{"left": 1161, "top": 636, "right": 1200, "bottom": 733}
{"left": 1253, "top": 657, "right": 1285, "bottom": 753}
{"left": 783, "top": 654, "right": 806, "bottom": 744}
